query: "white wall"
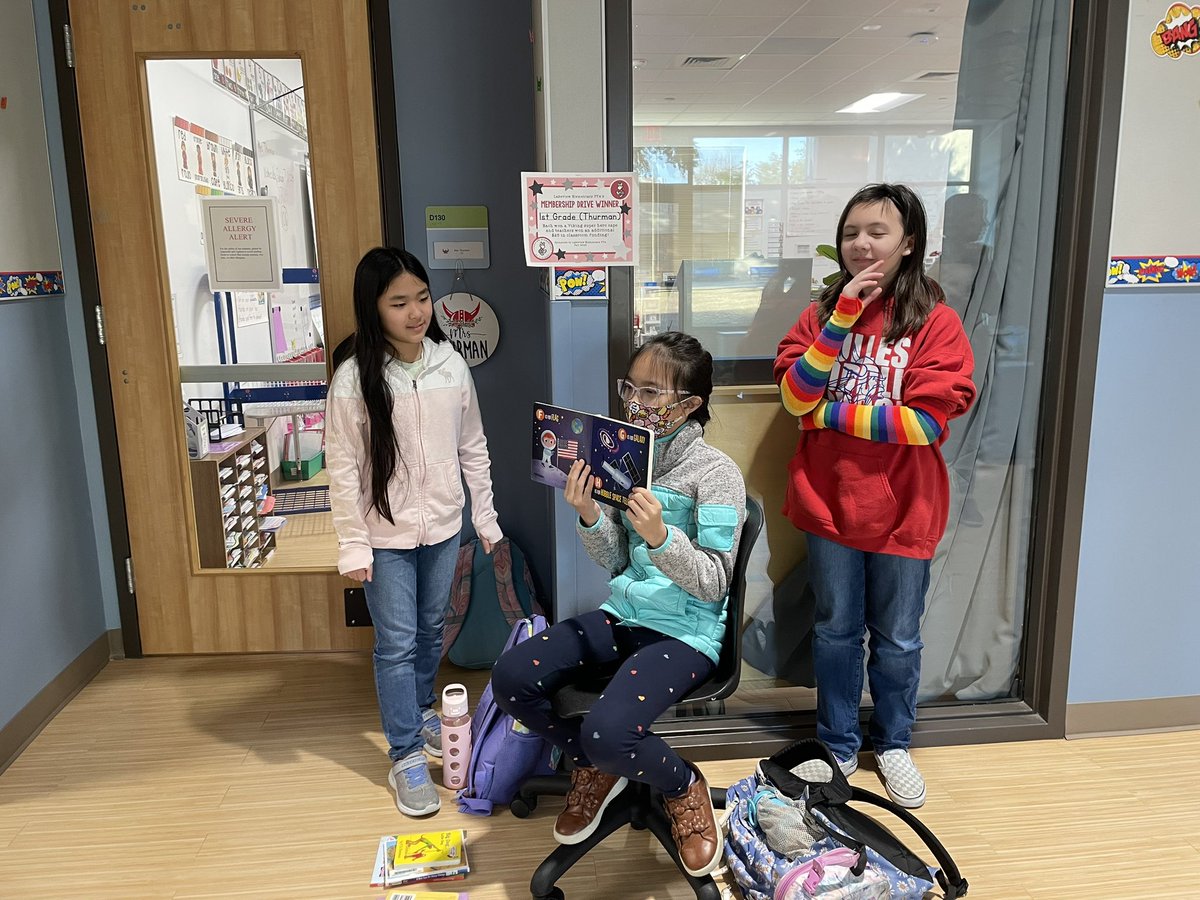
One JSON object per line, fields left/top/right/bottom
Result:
{"left": 1108, "top": 0, "right": 1200, "bottom": 254}
{"left": 1, "top": 0, "right": 115, "bottom": 735}
{"left": 0, "top": 0, "right": 61, "bottom": 274}
{"left": 1069, "top": 1, "right": 1200, "bottom": 707}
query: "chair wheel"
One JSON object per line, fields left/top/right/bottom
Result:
{"left": 510, "top": 794, "right": 537, "bottom": 818}
{"left": 533, "top": 888, "right": 565, "bottom": 900}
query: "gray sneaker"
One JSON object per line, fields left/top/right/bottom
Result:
{"left": 874, "top": 749, "right": 926, "bottom": 808}
{"left": 388, "top": 752, "right": 441, "bottom": 817}
{"left": 836, "top": 753, "right": 859, "bottom": 778}
{"left": 421, "top": 709, "right": 442, "bottom": 758}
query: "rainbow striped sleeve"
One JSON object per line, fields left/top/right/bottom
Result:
{"left": 815, "top": 401, "right": 943, "bottom": 445}
{"left": 780, "top": 294, "right": 864, "bottom": 416}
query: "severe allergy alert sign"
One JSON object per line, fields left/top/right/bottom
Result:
{"left": 201, "top": 196, "right": 283, "bottom": 291}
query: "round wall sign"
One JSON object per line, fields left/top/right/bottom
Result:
{"left": 433, "top": 292, "right": 500, "bottom": 367}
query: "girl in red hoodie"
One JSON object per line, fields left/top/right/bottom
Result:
{"left": 774, "top": 184, "right": 975, "bottom": 808}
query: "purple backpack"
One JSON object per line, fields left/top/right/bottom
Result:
{"left": 456, "top": 615, "right": 558, "bottom": 815}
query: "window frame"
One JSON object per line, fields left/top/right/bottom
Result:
{"left": 606, "top": 0, "right": 1128, "bottom": 754}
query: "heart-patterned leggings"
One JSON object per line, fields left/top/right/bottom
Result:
{"left": 491, "top": 609, "right": 715, "bottom": 796}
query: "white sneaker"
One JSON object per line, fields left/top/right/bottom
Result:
{"left": 388, "top": 752, "right": 441, "bottom": 817}
{"left": 836, "top": 753, "right": 859, "bottom": 778}
{"left": 874, "top": 749, "right": 926, "bottom": 808}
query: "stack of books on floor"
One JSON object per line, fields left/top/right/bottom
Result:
{"left": 378, "top": 891, "right": 467, "bottom": 900}
{"left": 370, "top": 829, "right": 470, "bottom": 891}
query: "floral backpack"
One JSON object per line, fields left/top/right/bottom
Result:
{"left": 723, "top": 739, "right": 968, "bottom": 900}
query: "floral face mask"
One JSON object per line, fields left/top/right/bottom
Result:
{"left": 624, "top": 398, "right": 690, "bottom": 437}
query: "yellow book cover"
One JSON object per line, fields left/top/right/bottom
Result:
{"left": 392, "top": 830, "right": 467, "bottom": 872}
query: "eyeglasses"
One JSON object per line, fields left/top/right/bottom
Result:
{"left": 616, "top": 378, "right": 690, "bottom": 406}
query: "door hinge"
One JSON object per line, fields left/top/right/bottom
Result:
{"left": 124, "top": 558, "right": 136, "bottom": 595}
{"left": 95, "top": 304, "right": 106, "bottom": 345}
{"left": 63, "top": 23, "right": 75, "bottom": 69}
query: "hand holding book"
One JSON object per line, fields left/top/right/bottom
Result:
{"left": 564, "top": 460, "right": 601, "bottom": 527}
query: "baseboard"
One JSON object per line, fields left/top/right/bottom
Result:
{"left": 106, "top": 627, "right": 125, "bottom": 659}
{"left": 0, "top": 632, "right": 111, "bottom": 773}
{"left": 1066, "top": 695, "right": 1200, "bottom": 738}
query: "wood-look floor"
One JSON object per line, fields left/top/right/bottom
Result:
{"left": 1, "top": 654, "right": 1197, "bottom": 899}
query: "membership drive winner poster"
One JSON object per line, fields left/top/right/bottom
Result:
{"left": 522, "top": 172, "right": 636, "bottom": 266}
{"left": 531, "top": 403, "right": 653, "bottom": 510}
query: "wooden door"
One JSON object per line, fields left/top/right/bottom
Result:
{"left": 69, "top": 0, "right": 379, "bottom": 653}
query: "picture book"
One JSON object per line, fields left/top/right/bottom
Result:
{"left": 382, "top": 892, "right": 468, "bottom": 900}
{"left": 371, "top": 831, "right": 469, "bottom": 889}
{"left": 393, "top": 830, "right": 466, "bottom": 871}
{"left": 530, "top": 402, "right": 653, "bottom": 510}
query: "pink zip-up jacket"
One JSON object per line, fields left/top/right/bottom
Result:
{"left": 326, "top": 338, "right": 503, "bottom": 575}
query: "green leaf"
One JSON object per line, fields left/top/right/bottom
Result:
{"left": 816, "top": 244, "right": 841, "bottom": 286}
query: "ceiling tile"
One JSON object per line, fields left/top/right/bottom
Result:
{"left": 797, "top": 0, "right": 892, "bottom": 15}
{"left": 632, "top": 15, "right": 707, "bottom": 37}
{"left": 770, "top": 16, "right": 861, "bottom": 39}
{"left": 634, "top": 0, "right": 722, "bottom": 14}
{"left": 854, "top": 14, "right": 957, "bottom": 38}
{"left": 684, "top": 36, "right": 763, "bottom": 54}
{"left": 708, "top": 0, "right": 812, "bottom": 14}
{"left": 633, "top": 0, "right": 970, "bottom": 125}
{"left": 755, "top": 37, "right": 840, "bottom": 55}
{"left": 631, "top": 52, "right": 682, "bottom": 70}
{"left": 688, "top": 16, "right": 791, "bottom": 38}
{"left": 652, "top": 68, "right": 735, "bottom": 83}
{"left": 735, "top": 52, "right": 812, "bottom": 70}
{"left": 721, "top": 66, "right": 801, "bottom": 84}
{"left": 633, "top": 34, "right": 692, "bottom": 53}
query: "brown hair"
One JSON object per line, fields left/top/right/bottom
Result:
{"left": 817, "top": 183, "right": 944, "bottom": 343}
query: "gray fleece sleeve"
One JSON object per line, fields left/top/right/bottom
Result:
{"left": 648, "top": 459, "right": 746, "bottom": 603}
{"left": 576, "top": 504, "right": 630, "bottom": 575}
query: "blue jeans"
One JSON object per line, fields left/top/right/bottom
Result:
{"left": 806, "top": 533, "right": 931, "bottom": 760}
{"left": 363, "top": 534, "right": 460, "bottom": 762}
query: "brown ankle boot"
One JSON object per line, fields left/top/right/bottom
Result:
{"left": 663, "top": 764, "right": 722, "bottom": 877}
{"left": 553, "top": 767, "right": 628, "bottom": 845}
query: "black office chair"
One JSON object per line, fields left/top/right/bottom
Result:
{"left": 510, "top": 496, "right": 765, "bottom": 900}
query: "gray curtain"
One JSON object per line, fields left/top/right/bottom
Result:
{"left": 920, "top": 0, "right": 1070, "bottom": 702}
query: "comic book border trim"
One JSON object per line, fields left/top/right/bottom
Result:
{"left": 1107, "top": 256, "right": 1200, "bottom": 286}
{"left": 1, "top": 271, "right": 66, "bottom": 300}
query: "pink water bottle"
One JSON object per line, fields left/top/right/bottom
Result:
{"left": 440, "top": 683, "right": 472, "bottom": 790}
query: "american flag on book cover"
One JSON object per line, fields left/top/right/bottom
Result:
{"left": 557, "top": 439, "right": 579, "bottom": 461}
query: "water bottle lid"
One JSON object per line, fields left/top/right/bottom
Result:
{"left": 442, "top": 683, "right": 469, "bottom": 719}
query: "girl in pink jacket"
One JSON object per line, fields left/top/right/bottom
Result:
{"left": 326, "top": 247, "right": 503, "bottom": 817}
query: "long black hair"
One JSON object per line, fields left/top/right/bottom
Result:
{"left": 351, "top": 247, "right": 447, "bottom": 523}
{"left": 817, "top": 183, "right": 944, "bottom": 343}
{"left": 627, "top": 332, "right": 714, "bottom": 427}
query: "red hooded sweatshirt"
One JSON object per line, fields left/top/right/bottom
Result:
{"left": 773, "top": 296, "right": 975, "bottom": 560}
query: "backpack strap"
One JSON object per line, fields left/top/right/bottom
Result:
{"left": 441, "top": 540, "right": 477, "bottom": 657}
{"left": 520, "top": 550, "right": 545, "bottom": 618}
{"left": 490, "top": 538, "right": 525, "bottom": 628}
{"left": 848, "top": 787, "right": 969, "bottom": 899}
{"left": 809, "top": 799, "right": 928, "bottom": 882}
